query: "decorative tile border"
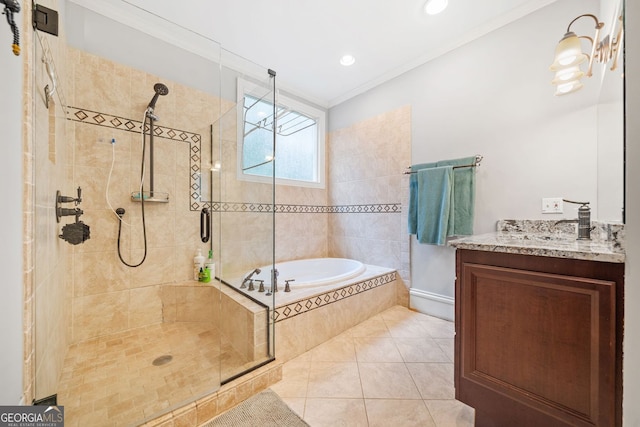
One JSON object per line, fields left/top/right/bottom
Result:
{"left": 67, "top": 107, "right": 402, "bottom": 215}
{"left": 289, "top": 203, "right": 402, "bottom": 214}
{"left": 272, "top": 271, "right": 396, "bottom": 323}
{"left": 196, "top": 202, "right": 402, "bottom": 214}
{"left": 66, "top": 106, "right": 203, "bottom": 208}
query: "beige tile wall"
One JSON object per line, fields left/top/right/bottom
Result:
{"left": 65, "top": 46, "right": 410, "bottom": 345}
{"left": 25, "top": 0, "right": 74, "bottom": 402}
{"left": 327, "top": 106, "right": 412, "bottom": 305}
{"left": 160, "top": 282, "right": 267, "bottom": 363}
{"left": 22, "top": 0, "right": 35, "bottom": 405}
{"left": 64, "top": 47, "right": 320, "bottom": 343}
{"left": 25, "top": 28, "right": 411, "bottom": 404}
{"left": 216, "top": 107, "right": 328, "bottom": 278}
{"left": 66, "top": 47, "right": 223, "bottom": 343}
{"left": 275, "top": 185, "right": 329, "bottom": 261}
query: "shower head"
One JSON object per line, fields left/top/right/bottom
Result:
{"left": 154, "top": 83, "right": 169, "bottom": 95}
{"left": 147, "top": 83, "right": 169, "bottom": 110}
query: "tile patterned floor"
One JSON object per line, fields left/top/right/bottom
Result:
{"left": 57, "top": 322, "right": 268, "bottom": 427}
{"left": 271, "top": 305, "right": 475, "bottom": 426}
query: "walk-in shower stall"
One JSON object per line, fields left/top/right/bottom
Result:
{"left": 30, "top": 1, "right": 277, "bottom": 424}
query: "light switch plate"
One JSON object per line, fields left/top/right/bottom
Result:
{"left": 542, "top": 197, "right": 563, "bottom": 214}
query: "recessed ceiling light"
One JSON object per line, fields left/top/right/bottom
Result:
{"left": 424, "top": 0, "right": 448, "bottom": 15}
{"left": 340, "top": 54, "right": 356, "bottom": 66}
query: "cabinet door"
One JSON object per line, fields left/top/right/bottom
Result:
{"left": 456, "top": 258, "right": 616, "bottom": 427}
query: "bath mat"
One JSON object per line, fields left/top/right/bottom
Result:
{"left": 202, "top": 389, "right": 309, "bottom": 427}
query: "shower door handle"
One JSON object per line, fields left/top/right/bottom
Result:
{"left": 200, "top": 207, "right": 210, "bottom": 243}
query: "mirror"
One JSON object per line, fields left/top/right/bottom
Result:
{"left": 596, "top": 0, "right": 625, "bottom": 222}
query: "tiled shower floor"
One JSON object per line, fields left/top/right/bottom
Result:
{"left": 57, "top": 322, "right": 263, "bottom": 426}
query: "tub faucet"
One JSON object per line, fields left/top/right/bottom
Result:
{"left": 284, "top": 279, "right": 294, "bottom": 292}
{"left": 241, "top": 268, "right": 261, "bottom": 288}
{"left": 555, "top": 199, "right": 591, "bottom": 240}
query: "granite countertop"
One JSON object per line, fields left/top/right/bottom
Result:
{"left": 448, "top": 220, "right": 625, "bottom": 263}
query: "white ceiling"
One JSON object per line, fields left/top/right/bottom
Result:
{"left": 76, "top": 0, "right": 560, "bottom": 108}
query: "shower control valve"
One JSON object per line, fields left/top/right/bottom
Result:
{"left": 57, "top": 187, "right": 82, "bottom": 205}
{"left": 56, "top": 186, "right": 90, "bottom": 246}
{"left": 57, "top": 207, "right": 83, "bottom": 219}
{"left": 56, "top": 187, "right": 84, "bottom": 223}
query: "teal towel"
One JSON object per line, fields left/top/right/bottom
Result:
{"left": 416, "top": 166, "right": 453, "bottom": 245}
{"left": 436, "top": 156, "right": 476, "bottom": 236}
{"left": 408, "top": 162, "right": 437, "bottom": 234}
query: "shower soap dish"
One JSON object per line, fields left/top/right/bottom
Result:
{"left": 131, "top": 191, "right": 169, "bottom": 203}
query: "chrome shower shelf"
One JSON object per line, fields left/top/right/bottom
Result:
{"left": 131, "top": 191, "right": 169, "bottom": 203}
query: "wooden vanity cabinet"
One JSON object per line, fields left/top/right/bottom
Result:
{"left": 455, "top": 249, "right": 624, "bottom": 427}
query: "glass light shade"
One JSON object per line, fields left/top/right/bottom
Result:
{"left": 425, "top": 0, "right": 448, "bottom": 15}
{"left": 551, "top": 66, "right": 585, "bottom": 84}
{"left": 550, "top": 32, "right": 587, "bottom": 70}
{"left": 554, "top": 79, "right": 584, "bottom": 96}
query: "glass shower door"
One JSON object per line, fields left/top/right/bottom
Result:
{"left": 41, "top": 3, "right": 227, "bottom": 424}
{"left": 213, "top": 56, "right": 277, "bottom": 382}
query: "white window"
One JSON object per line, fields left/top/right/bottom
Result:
{"left": 237, "top": 79, "right": 326, "bottom": 188}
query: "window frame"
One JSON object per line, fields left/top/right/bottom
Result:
{"left": 236, "top": 78, "right": 326, "bottom": 189}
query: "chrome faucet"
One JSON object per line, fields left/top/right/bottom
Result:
{"left": 241, "top": 268, "right": 261, "bottom": 288}
{"left": 266, "top": 268, "right": 279, "bottom": 296}
{"left": 555, "top": 199, "right": 591, "bottom": 240}
{"left": 284, "top": 279, "right": 294, "bottom": 292}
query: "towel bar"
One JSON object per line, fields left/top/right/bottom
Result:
{"left": 404, "top": 155, "right": 483, "bottom": 174}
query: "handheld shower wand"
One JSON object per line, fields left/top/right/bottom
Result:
{"left": 147, "top": 83, "right": 169, "bottom": 115}
{"left": 144, "top": 83, "right": 168, "bottom": 199}
{"left": 115, "top": 83, "right": 169, "bottom": 267}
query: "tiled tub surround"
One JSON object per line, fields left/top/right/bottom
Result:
{"left": 272, "top": 269, "right": 400, "bottom": 362}
{"left": 225, "top": 264, "right": 398, "bottom": 354}
{"left": 449, "top": 219, "right": 625, "bottom": 263}
{"left": 226, "top": 264, "right": 395, "bottom": 309}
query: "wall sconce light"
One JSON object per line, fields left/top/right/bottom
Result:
{"left": 550, "top": 13, "right": 624, "bottom": 96}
